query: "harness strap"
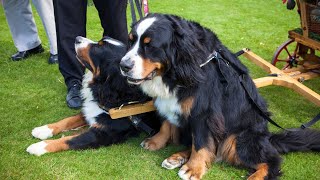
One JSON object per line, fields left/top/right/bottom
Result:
{"left": 129, "top": 0, "right": 137, "bottom": 24}
{"left": 238, "top": 74, "right": 299, "bottom": 131}
{"left": 129, "top": 0, "right": 145, "bottom": 25}
{"left": 129, "top": 116, "right": 155, "bottom": 136}
{"left": 301, "top": 113, "right": 320, "bottom": 129}
{"left": 134, "top": 0, "right": 143, "bottom": 20}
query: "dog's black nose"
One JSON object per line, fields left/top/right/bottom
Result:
{"left": 75, "top": 36, "right": 83, "bottom": 44}
{"left": 120, "top": 59, "right": 134, "bottom": 73}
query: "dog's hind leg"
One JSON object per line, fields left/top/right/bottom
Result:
{"left": 235, "top": 130, "right": 282, "bottom": 180}
{"left": 31, "top": 113, "right": 86, "bottom": 140}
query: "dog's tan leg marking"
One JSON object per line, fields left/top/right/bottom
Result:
{"left": 44, "top": 135, "right": 78, "bottom": 152}
{"left": 180, "top": 97, "right": 194, "bottom": 119}
{"left": 141, "top": 120, "right": 176, "bottom": 151}
{"left": 47, "top": 113, "right": 86, "bottom": 135}
{"left": 247, "top": 163, "right": 269, "bottom": 180}
{"left": 216, "top": 134, "right": 241, "bottom": 166}
{"left": 178, "top": 143, "right": 215, "bottom": 180}
{"left": 162, "top": 149, "right": 191, "bottom": 170}
{"left": 27, "top": 134, "right": 78, "bottom": 156}
{"left": 32, "top": 113, "right": 86, "bottom": 140}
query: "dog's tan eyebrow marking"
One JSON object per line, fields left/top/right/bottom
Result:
{"left": 98, "top": 40, "right": 104, "bottom": 45}
{"left": 143, "top": 37, "right": 151, "bottom": 44}
{"left": 129, "top": 33, "right": 133, "bottom": 40}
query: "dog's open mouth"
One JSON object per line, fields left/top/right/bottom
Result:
{"left": 127, "top": 71, "right": 156, "bottom": 85}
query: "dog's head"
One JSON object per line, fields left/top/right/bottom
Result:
{"left": 75, "top": 36, "right": 127, "bottom": 78}
{"left": 120, "top": 13, "right": 206, "bottom": 86}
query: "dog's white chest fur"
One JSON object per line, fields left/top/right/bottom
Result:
{"left": 141, "top": 77, "right": 181, "bottom": 126}
{"left": 81, "top": 71, "right": 107, "bottom": 125}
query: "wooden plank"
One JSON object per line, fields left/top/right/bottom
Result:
{"left": 272, "top": 77, "right": 320, "bottom": 106}
{"left": 253, "top": 77, "right": 275, "bottom": 88}
{"left": 244, "top": 48, "right": 320, "bottom": 106}
{"left": 291, "top": 71, "right": 320, "bottom": 81}
{"left": 109, "top": 101, "right": 155, "bottom": 119}
{"left": 300, "top": 1, "right": 309, "bottom": 38}
{"left": 292, "top": 79, "right": 320, "bottom": 106}
{"left": 242, "top": 49, "right": 282, "bottom": 74}
{"left": 289, "top": 31, "right": 320, "bottom": 51}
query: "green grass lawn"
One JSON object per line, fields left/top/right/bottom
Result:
{"left": 0, "top": 0, "right": 319, "bottom": 179}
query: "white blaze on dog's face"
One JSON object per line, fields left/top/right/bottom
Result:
{"left": 120, "top": 17, "right": 163, "bottom": 85}
{"left": 74, "top": 36, "right": 95, "bottom": 54}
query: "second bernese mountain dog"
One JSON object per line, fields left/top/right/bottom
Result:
{"left": 26, "top": 36, "right": 160, "bottom": 156}
{"left": 120, "top": 13, "right": 320, "bottom": 180}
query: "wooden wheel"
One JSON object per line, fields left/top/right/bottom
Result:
{"left": 271, "top": 39, "right": 303, "bottom": 70}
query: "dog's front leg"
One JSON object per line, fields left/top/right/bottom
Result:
{"left": 27, "top": 134, "right": 79, "bottom": 156}
{"left": 141, "top": 120, "right": 178, "bottom": 151}
{"left": 178, "top": 139, "right": 216, "bottom": 180}
{"left": 31, "top": 113, "right": 86, "bottom": 140}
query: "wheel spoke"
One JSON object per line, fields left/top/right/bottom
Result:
{"left": 284, "top": 47, "right": 292, "bottom": 57}
{"left": 276, "top": 59, "right": 289, "bottom": 62}
{"left": 282, "top": 63, "right": 290, "bottom": 70}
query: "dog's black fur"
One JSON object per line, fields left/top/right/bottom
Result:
{"left": 69, "top": 36, "right": 161, "bottom": 149}
{"left": 120, "top": 13, "right": 320, "bottom": 179}
{"left": 27, "top": 37, "right": 160, "bottom": 156}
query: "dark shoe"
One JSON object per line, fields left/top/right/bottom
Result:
{"left": 11, "top": 44, "right": 44, "bottom": 61}
{"left": 66, "top": 83, "right": 82, "bottom": 109}
{"left": 48, "top": 54, "right": 58, "bottom": 64}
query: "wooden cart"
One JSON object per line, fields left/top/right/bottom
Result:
{"left": 272, "top": 0, "right": 320, "bottom": 73}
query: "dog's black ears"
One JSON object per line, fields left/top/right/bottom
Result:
{"left": 169, "top": 20, "right": 206, "bottom": 86}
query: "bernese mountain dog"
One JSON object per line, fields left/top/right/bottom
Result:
{"left": 120, "top": 13, "right": 320, "bottom": 180}
{"left": 26, "top": 36, "right": 160, "bottom": 156}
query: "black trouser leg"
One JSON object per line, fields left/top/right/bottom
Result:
{"left": 53, "top": 0, "right": 87, "bottom": 89}
{"left": 93, "top": 0, "right": 128, "bottom": 44}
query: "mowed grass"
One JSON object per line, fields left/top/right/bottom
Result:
{"left": 0, "top": 0, "right": 319, "bottom": 179}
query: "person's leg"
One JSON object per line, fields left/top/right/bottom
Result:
{"left": 53, "top": 0, "right": 87, "bottom": 108}
{"left": 3, "top": 0, "right": 44, "bottom": 60}
{"left": 32, "top": 0, "right": 58, "bottom": 64}
{"left": 93, "top": 0, "right": 128, "bottom": 44}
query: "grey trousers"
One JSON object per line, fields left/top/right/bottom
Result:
{"left": 3, "top": 0, "right": 57, "bottom": 54}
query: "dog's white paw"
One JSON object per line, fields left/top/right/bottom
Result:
{"left": 162, "top": 159, "right": 182, "bottom": 170}
{"left": 178, "top": 168, "right": 190, "bottom": 180}
{"left": 26, "top": 141, "right": 48, "bottom": 156}
{"left": 162, "top": 158, "right": 186, "bottom": 170}
{"left": 31, "top": 125, "right": 53, "bottom": 140}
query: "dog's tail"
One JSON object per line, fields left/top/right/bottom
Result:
{"left": 269, "top": 129, "right": 320, "bottom": 154}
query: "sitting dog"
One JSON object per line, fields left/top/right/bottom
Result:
{"left": 120, "top": 13, "right": 320, "bottom": 180}
{"left": 27, "top": 36, "right": 160, "bottom": 156}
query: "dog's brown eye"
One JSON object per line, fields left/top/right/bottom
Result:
{"left": 98, "top": 40, "right": 104, "bottom": 45}
{"left": 143, "top": 37, "right": 151, "bottom": 44}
